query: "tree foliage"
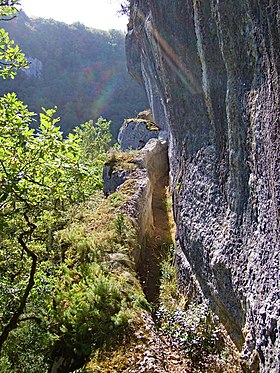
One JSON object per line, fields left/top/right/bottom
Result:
{"left": 0, "top": 1, "right": 28, "bottom": 78}
{"left": 0, "top": 1, "right": 21, "bottom": 19}
{"left": 0, "top": 92, "right": 133, "bottom": 371}
{"left": 0, "top": 90, "right": 112, "bottom": 351}
{"left": 0, "top": 28, "right": 28, "bottom": 78}
{"left": 0, "top": 3, "right": 147, "bottom": 371}
{"left": 118, "top": 1, "right": 130, "bottom": 16}
{"left": 0, "top": 11, "right": 148, "bottom": 137}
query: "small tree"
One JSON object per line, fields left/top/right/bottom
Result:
{"left": 118, "top": 0, "right": 130, "bottom": 16}
{"left": 0, "top": 1, "right": 28, "bottom": 78}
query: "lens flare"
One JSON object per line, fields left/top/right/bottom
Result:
{"left": 135, "top": 9, "right": 201, "bottom": 95}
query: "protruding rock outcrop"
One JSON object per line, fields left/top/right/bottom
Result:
{"left": 117, "top": 109, "right": 168, "bottom": 150}
{"left": 24, "top": 56, "right": 43, "bottom": 78}
{"left": 118, "top": 118, "right": 160, "bottom": 150}
{"left": 126, "top": 1, "right": 280, "bottom": 371}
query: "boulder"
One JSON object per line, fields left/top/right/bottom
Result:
{"left": 118, "top": 118, "right": 160, "bottom": 150}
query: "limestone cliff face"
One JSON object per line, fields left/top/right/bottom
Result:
{"left": 126, "top": 1, "right": 279, "bottom": 371}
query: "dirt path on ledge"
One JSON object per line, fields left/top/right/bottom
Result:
{"left": 138, "top": 172, "right": 173, "bottom": 304}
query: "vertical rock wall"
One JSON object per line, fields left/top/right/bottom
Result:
{"left": 126, "top": 0, "right": 279, "bottom": 371}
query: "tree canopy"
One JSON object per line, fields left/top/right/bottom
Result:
{"left": 0, "top": 11, "right": 148, "bottom": 138}
{"left": 0, "top": 4, "right": 147, "bottom": 371}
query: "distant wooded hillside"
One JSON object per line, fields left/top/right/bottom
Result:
{"left": 0, "top": 11, "right": 148, "bottom": 138}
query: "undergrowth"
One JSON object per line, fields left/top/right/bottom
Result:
{"left": 83, "top": 182, "right": 241, "bottom": 372}
{"left": 105, "top": 148, "right": 141, "bottom": 173}
{"left": 47, "top": 188, "right": 150, "bottom": 368}
{"left": 156, "top": 245, "right": 241, "bottom": 372}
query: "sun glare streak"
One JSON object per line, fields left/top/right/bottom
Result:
{"left": 135, "top": 9, "right": 201, "bottom": 95}
{"left": 83, "top": 65, "right": 120, "bottom": 118}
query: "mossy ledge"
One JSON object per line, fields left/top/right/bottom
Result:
{"left": 81, "top": 139, "right": 241, "bottom": 372}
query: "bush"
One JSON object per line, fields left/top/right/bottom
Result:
{"left": 51, "top": 263, "right": 133, "bottom": 356}
{"left": 156, "top": 302, "right": 222, "bottom": 360}
{"left": 156, "top": 246, "right": 224, "bottom": 367}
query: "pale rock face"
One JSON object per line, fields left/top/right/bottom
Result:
{"left": 103, "top": 138, "right": 168, "bottom": 265}
{"left": 126, "top": 0, "right": 280, "bottom": 371}
{"left": 118, "top": 119, "right": 160, "bottom": 150}
{"left": 23, "top": 56, "right": 43, "bottom": 78}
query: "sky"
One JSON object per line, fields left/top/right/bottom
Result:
{"left": 20, "top": 0, "right": 128, "bottom": 31}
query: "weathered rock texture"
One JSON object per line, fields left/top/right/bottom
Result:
{"left": 118, "top": 118, "right": 160, "bottom": 150}
{"left": 103, "top": 139, "right": 169, "bottom": 264}
{"left": 118, "top": 108, "right": 168, "bottom": 150}
{"left": 24, "top": 56, "right": 43, "bottom": 78}
{"left": 127, "top": 1, "right": 279, "bottom": 371}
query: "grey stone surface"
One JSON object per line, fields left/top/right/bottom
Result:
{"left": 102, "top": 165, "right": 132, "bottom": 197}
{"left": 103, "top": 139, "right": 168, "bottom": 265}
{"left": 127, "top": 1, "right": 280, "bottom": 371}
{"left": 24, "top": 56, "right": 43, "bottom": 78}
{"left": 118, "top": 119, "right": 160, "bottom": 150}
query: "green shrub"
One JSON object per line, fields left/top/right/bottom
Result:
{"left": 51, "top": 263, "right": 133, "bottom": 355}
{"left": 156, "top": 302, "right": 222, "bottom": 360}
{"left": 156, "top": 246, "right": 224, "bottom": 366}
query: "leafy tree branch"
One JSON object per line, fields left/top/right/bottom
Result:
{"left": 0, "top": 1, "right": 28, "bottom": 78}
{"left": 0, "top": 0, "right": 20, "bottom": 20}
{"left": 0, "top": 216, "right": 37, "bottom": 351}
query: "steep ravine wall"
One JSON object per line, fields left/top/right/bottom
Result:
{"left": 126, "top": 1, "right": 279, "bottom": 372}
